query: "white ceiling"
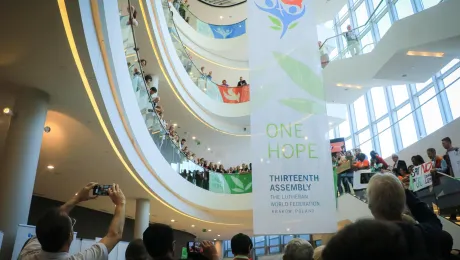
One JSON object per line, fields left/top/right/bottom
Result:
{"left": 187, "top": 0, "right": 348, "bottom": 26}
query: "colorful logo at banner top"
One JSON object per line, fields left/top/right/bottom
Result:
{"left": 255, "top": 0, "right": 306, "bottom": 38}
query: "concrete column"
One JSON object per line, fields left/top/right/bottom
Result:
{"left": 0, "top": 88, "right": 48, "bottom": 259}
{"left": 134, "top": 199, "right": 150, "bottom": 239}
{"left": 214, "top": 240, "right": 223, "bottom": 259}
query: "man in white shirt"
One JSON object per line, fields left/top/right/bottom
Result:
{"left": 343, "top": 25, "right": 360, "bottom": 57}
{"left": 19, "top": 183, "right": 126, "bottom": 260}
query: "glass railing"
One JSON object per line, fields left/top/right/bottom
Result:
{"left": 170, "top": 2, "right": 246, "bottom": 39}
{"left": 119, "top": 0, "right": 252, "bottom": 194}
{"left": 163, "top": 0, "right": 250, "bottom": 103}
{"left": 319, "top": 0, "right": 444, "bottom": 64}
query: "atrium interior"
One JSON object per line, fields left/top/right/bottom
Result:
{"left": 0, "top": 0, "right": 459, "bottom": 259}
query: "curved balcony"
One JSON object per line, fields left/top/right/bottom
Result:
{"left": 165, "top": 2, "right": 249, "bottom": 105}
{"left": 172, "top": 3, "right": 246, "bottom": 39}
{"left": 80, "top": 0, "right": 253, "bottom": 223}
{"left": 122, "top": 10, "right": 252, "bottom": 194}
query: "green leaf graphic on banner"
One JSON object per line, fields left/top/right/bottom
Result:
{"left": 273, "top": 52, "right": 324, "bottom": 100}
{"left": 231, "top": 176, "right": 244, "bottom": 189}
{"left": 245, "top": 182, "right": 252, "bottom": 191}
{"left": 279, "top": 98, "right": 326, "bottom": 114}
{"left": 270, "top": 26, "right": 281, "bottom": 30}
{"left": 288, "top": 22, "right": 299, "bottom": 29}
{"left": 232, "top": 188, "right": 245, "bottom": 193}
{"left": 268, "top": 16, "right": 281, "bottom": 27}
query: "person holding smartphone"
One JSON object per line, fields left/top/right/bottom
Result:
{"left": 19, "top": 182, "right": 126, "bottom": 260}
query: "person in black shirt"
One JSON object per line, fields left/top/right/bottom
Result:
{"left": 237, "top": 77, "right": 247, "bottom": 86}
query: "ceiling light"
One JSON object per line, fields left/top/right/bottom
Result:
{"left": 406, "top": 51, "right": 444, "bottom": 57}
{"left": 208, "top": 229, "right": 212, "bottom": 232}
{"left": 207, "top": 148, "right": 211, "bottom": 151}
{"left": 191, "top": 225, "right": 195, "bottom": 227}
{"left": 44, "top": 126, "right": 51, "bottom": 133}
{"left": 260, "top": 158, "right": 263, "bottom": 162}
{"left": 217, "top": 161, "right": 221, "bottom": 164}
{"left": 336, "top": 83, "right": 362, "bottom": 89}
{"left": 173, "top": 123, "right": 177, "bottom": 127}
{"left": 329, "top": 122, "right": 333, "bottom": 125}
{"left": 304, "top": 136, "right": 308, "bottom": 140}
{"left": 214, "top": 239, "right": 217, "bottom": 241}
{"left": 3, "top": 107, "right": 13, "bottom": 116}
{"left": 217, "top": 234, "right": 220, "bottom": 237}
{"left": 171, "top": 219, "right": 175, "bottom": 222}
{"left": 192, "top": 136, "right": 196, "bottom": 140}
{"left": 47, "top": 165, "right": 55, "bottom": 170}
{"left": 75, "top": 193, "right": 78, "bottom": 195}
{"left": 219, "top": 16, "right": 223, "bottom": 19}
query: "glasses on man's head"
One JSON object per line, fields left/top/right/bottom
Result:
{"left": 71, "top": 218, "right": 77, "bottom": 228}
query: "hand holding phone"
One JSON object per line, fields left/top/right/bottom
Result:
{"left": 93, "top": 184, "right": 112, "bottom": 196}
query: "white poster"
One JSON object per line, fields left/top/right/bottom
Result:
{"left": 448, "top": 150, "right": 460, "bottom": 178}
{"left": 12, "top": 225, "right": 36, "bottom": 260}
{"left": 249, "top": 0, "right": 336, "bottom": 234}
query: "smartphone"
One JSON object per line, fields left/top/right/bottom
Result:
{"left": 93, "top": 185, "right": 112, "bottom": 196}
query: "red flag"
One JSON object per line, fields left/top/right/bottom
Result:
{"left": 218, "top": 85, "right": 250, "bottom": 103}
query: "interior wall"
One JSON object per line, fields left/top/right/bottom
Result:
{"left": 28, "top": 196, "right": 195, "bottom": 256}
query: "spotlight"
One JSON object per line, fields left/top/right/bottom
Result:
{"left": 47, "top": 165, "right": 55, "bottom": 170}
{"left": 3, "top": 107, "right": 13, "bottom": 116}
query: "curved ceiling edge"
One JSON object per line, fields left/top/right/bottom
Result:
{"left": 65, "top": 0, "right": 250, "bottom": 225}
{"left": 197, "top": 0, "right": 247, "bottom": 8}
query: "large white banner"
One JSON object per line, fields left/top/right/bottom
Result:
{"left": 249, "top": 0, "right": 336, "bottom": 234}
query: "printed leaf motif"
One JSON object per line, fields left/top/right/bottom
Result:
{"left": 270, "top": 26, "right": 281, "bottom": 30}
{"left": 279, "top": 98, "right": 326, "bottom": 115}
{"left": 231, "top": 176, "right": 244, "bottom": 189}
{"left": 273, "top": 52, "right": 324, "bottom": 100}
{"left": 268, "top": 16, "right": 281, "bottom": 27}
{"left": 245, "top": 182, "right": 252, "bottom": 191}
{"left": 288, "top": 22, "right": 298, "bottom": 29}
{"left": 232, "top": 188, "right": 245, "bottom": 193}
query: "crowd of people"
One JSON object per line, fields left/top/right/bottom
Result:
{"left": 18, "top": 176, "right": 460, "bottom": 260}
{"left": 333, "top": 137, "right": 458, "bottom": 199}
{"left": 123, "top": 8, "right": 252, "bottom": 192}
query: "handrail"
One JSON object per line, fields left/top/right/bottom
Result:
{"left": 321, "top": 0, "right": 445, "bottom": 51}
{"left": 124, "top": 0, "right": 251, "bottom": 192}
{"left": 197, "top": 0, "right": 246, "bottom": 8}
{"left": 166, "top": 4, "right": 221, "bottom": 87}
{"left": 182, "top": 5, "right": 247, "bottom": 27}
{"left": 320, "top": 0, "right": 385, "bottom": 49}
{"left": 165, "top": 1, "right": 249, "bottom": 92}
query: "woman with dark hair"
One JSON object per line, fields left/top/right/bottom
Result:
{"left": 411, "top": 155, "right": 425, "bottom": 166}
{"left": 370, "top": 151, "right": 388, "bottom": 170}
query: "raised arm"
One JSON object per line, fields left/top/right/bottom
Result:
{"left": 100, "top": 184, "right": 126, "bottom": 253}
{"left": 60, "top": 182, "right": 98, "bottom": 214}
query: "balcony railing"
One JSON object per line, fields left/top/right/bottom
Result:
{"left": 120, "top": 0, "right": 252, "bottom": 194}
{"left": 163, "top": 0, "right": 250, "bottom": 104}
{"left": 171, "top": 2, "right": 246, "bottom": 39}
